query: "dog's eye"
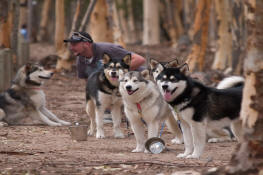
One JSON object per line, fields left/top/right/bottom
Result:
{"left": 124, "top": 79, "right": 128, "bottom": 82}
{"left": 133, "top": 80, "right": 138, "bottom": 82}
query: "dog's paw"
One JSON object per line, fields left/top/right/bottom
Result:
{"left": 131, "top": 147, "right": 144, "bottom": 153}
{"left": 144, "top": 149, "right": 150, "bottom": 154}
{"left": 60, "top": 120, "right": 71, "bottom": 126}
{"left": 186, "top": 154, "right": 200, "bottom": 159}
{"left": 87, "top": 129, "right": 95, "bottom": 136}
{"left": 96, "top": 132, "right": 105, "bottom": 139}
{"left": 114, "top": 132, "right": 125, "bottom": 139}
{"left": 176, "top": 153, "right": 188, "bottom": 158}
{"left": 171, "top": 137, "right": 184, "bottom": 144}
{"left": 0, "top": 122, "right": 8, "bottom": 127}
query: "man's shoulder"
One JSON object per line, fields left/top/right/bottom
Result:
{"left": 95, "top": 42, "right": 123, "bottom": 49}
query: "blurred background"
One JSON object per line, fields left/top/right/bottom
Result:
{"left": 0, "top": 0, "right": 254, "bottom": 91}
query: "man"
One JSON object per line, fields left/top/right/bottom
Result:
{"left": 64, "top": 32, "right": 145, "bottom": 79}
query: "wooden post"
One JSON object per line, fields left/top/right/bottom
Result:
{"left": 0, "top": 49, "right": 13, "bottom": 92}
{"left": 17, "top": 35, "right": 29, "bottom": 67}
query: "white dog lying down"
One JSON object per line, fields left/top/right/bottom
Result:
{"left": 0, "top": 63, "right": 71, "bottom": 126}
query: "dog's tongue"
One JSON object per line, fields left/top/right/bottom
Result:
{"left": 164, "top": 91, "right": 171, "bottom": 101}
{"left": 111, "top": 77, "right": 118, "bottom": 81}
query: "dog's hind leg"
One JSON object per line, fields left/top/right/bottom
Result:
{"left": 40, "top": 107, "right": 71, "bottom": 126}
{"left": 111, "top": 102, "right": 124, "bottom": 138}
{"left": 231, "top": 119, "right": 243, "bottom": 142}
{"left": 86, "top": 100, "right": 96, "bottom": 136}
{"left": 166, "top": 111, "right": 183, "bottom": 144}
{"left": 177, "top": 119, "right": 193, "bottom": 158}
{"left": 147, "top": 120, "right": 159, "bottom": 138}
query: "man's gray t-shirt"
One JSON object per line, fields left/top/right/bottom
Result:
{"left": 76, "top": 42, "right": 131, "bottom": 79}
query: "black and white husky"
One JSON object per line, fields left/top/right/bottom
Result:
{"left": 119, "top": 70, "right": 183, "bottom": 153}
{"left": 85, "top": 53, "right": 131, "bottom": 139}
{"left": 155, "top": 62, "right": 244, "bottom": 158}
{"left": 0, "top": 63, "right": 71, "bottom": 126}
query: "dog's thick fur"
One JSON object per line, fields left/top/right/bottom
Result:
{"left": 85, "top": 53, "right": 131, "bottom": 139}
{"left": 0, "top": 63, "right": 71, "bottom": 126}
{"left": 149, "top": 59, "right": 239, "bottom": 143}
{"left": 155, "top": 62, "right": 244, "bottom": 158}
{"left": 119, "top": 70, "right": 183, "bottom": 153}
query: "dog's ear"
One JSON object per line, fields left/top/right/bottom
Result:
{"left": 122, "top": 53, "right": 131, "bottom": 66}
{"left": 141, "top": 69, "right": 150, "bottom": 80}
{"left": 179, "top": 63, "right": 189, "bottom": 74}
{"left": 25, "top": 62, "right": 32, "bottom": 74}
{"left": 149, "top": 58, "right": 159, "bottom": 70}
{"left": 102, "top": 53, "right": 111, "bottom": 64}
{"left": 166, "top": 59, "right": 179, "bottom": 68}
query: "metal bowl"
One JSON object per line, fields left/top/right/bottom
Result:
{"left": 145, "top": 137, "right": 165, "bottom": 154}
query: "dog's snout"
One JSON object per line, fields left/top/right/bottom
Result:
{"left": 111, "top": 71, "right": 117, "bottom": 76}
{"left": 162, "top": 85, "right": 168, "bottom": 90}
{"left": 126, "top": 85, "right": 132, "bottom": 91}
{"left": 50, "top": 72, "right": 54, "bottom": 76}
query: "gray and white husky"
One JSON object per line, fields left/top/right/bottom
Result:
{"left": 155, "top": 61, "right": 244, "bottom": 158}
{"left": 0, "top": 63, "right": 71, "bottom": 126}
{"left": 119, "top": 70, "right": 183, "bottom": 153}
{"left": 85, "top": 53, "right": 131, "bottom": 139}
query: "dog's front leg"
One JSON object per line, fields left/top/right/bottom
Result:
{"left": 111, "top": 103, "right": 124, "bottom": 138}
{"left": 177, "top": 119, "right": 193, "bottom": 158}
{"left": 86, "top": 100, "right": 96, "bottom": 136}
{"left": 147, "top": 121, "right": 159, "bottom": 139}
{"left": 187, "top": 121, "right": 206, "bottom": 159}
{"left": 95, "top": 106, "right": 105, "bottom": 139}
{"left": 37, "top": 110, "right": 62, "bottom": 126}
{"left": 0, "top": 109, "right": 7, "bottom": 127}
{"left": 126, "top": 111, "right": 145, "bottom": 152}
{"left": 40, "top": 107, "right": 71, "bottom": 126}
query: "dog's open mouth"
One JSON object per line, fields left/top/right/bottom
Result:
{"left": 127, "top": 88, "right": 138, "bottom": 95}
{"left": 163, "top": 87, "right": 177, "bottom": 101}
{"left": 110, "top": 75, "right": 119, "bottom": 81}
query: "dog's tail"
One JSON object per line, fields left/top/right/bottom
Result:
{"left": 217, "top": 76, "right": 244, "bottom": 89}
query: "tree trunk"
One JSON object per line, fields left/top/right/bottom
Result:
{"left": 19, "top": 0, "right": 27, "bottom": 28}
{"left": 186, "top": 0, "right": 211, "bottom": 71}
{"left": 143, "top": 0, "right": 160, "bottom": 45}
{"left": 183, "top": 0, "right": 195, "bottom": 35}
{"left": 79, "top": 0, "right": 97, "bottom": 32}
{"left": 203, "top": 1, "right": 263, "bottom": 174}
{"left": 232, "top": 0, "right": 246, "bottom": 75}
{"left": 212, "top": 0, "right": 233, "bottom": 71}
{"left": 37, "top": 0, "right": 51, "bottom": 42}
{"left": 106, "top": 0, "right": 125, "bottom": 48}
{"left": 0, "top": 0, "right": 10, "bottom": 48}
{"left": 88, "top": 0, "right": 113, "bottom": 42}
{"left": 173, "top": 0, "right": 184, "bottom": 38}
{"left": 55, "top": 0, "right": 72, "bottom": 71}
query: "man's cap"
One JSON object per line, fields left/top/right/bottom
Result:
{"left": 64, "top": 32, "right": 93, "bottom": 43}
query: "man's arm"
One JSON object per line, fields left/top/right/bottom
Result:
{"left": 130, "top": 53, "right": 146, "bottom": 71}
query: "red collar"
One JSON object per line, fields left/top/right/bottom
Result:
{"left": 136, "top": 103, "right": 142, "bottom": 114}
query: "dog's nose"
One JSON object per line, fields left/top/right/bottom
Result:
{"left": 111, "top": 72, "right": 117, "bottom": 76}
{"left": 50, "top": 72, "right": 54, "bottom": 76}
{"left": 162, "top": 85, "right": 168, "bottom": 90}
{"left": 126, "top": 85, "right": 132, "bottom": 91}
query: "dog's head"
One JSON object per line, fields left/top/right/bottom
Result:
{"left": 156, "top": 64, "right": 189, "bottom": 102}
{"left": 102, "top": 53, "right": 131, "bottom": 87}
{"left": 13, "top": 63, "right": 54, "bottom": 87}
{"left": 149, "top": 58, "right": 180, "bottom": 81}
{"left": 119, "top": 70, "right": 150, "bottom": 96}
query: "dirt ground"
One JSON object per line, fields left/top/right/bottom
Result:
{"left": 0, "top": 43, "right": 237, "bottom": 175}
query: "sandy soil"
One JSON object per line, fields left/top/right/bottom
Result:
{"left": 0, "top": 43, "right": 237, "bottom": 175}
